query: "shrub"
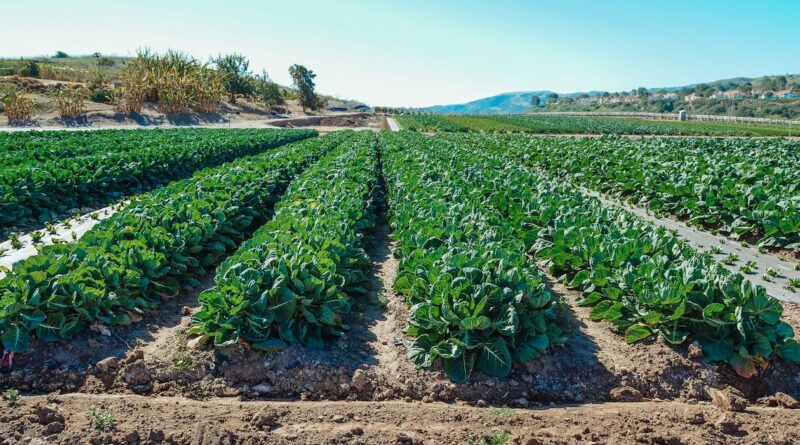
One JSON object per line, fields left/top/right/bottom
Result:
{"left": 52, "top": 87, "right": 89, "bottom": 118}
{"left": 16, "top": 61, "right": 40, "bottom": 77}
{"left": 0, "top": 86, "right": 35, "bottom": 122}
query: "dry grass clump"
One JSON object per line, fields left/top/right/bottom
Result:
{"left": 52, "top": 87, "right": 89, "bottom": 118}
{"left": 0, "top": 86, "right": 35, "bottom": 122}
{"left": 115, "top": 50, "right": 225, "bottom": 115}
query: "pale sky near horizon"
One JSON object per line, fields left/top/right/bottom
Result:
{"left": 2, "top": 0, "right": 799, "bottom": 107}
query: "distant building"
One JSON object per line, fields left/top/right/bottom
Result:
{"left": 684, "top": 93, "right": 699, "bottom": 102}
{"left": 775, "top": 89, "right": 798, "bottom": 99}
{"left": 759, "top": 90, "right": 775, "bottom": 99}
{"left": 722, "top": 89, "right": 746, "bottom": 99}
{"left": 710, "top": 92, "right": 725, "bottom": 99}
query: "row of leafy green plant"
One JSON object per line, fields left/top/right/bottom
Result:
{"left": 192, "top": 131, "right": 380, "bottom": 350}
{"left": 447, "top": 134, "right": 800, "bottom": 251}
{"left": 429, "top": 132, "right": 800, "bottom": 377}
{"left": 0, "top": 128, "right": 315, "bottom": 233}
{"left": 381, "top": 132, "right": 567, "bottom": 382}
{"left": 0, "top": 133, "right": 346, "bottom": 353}
{"left": 397, "top": 114, "right": 798, "bottom": 136}
{"left": 0, "top": 129, "right": 181, "bottom": 167}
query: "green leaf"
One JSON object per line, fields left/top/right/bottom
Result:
{"left": 251, "top": 338, "right": 288, "bottom": 352}
{"left": 624, "top": 324, "right": 652, "bottom": 344}
{"left": 443, "top": 352, "right": 475, "bottom": 383}
{"left": 576, "top": 292, "right": 603, "bottom": 306}
{"left": 699, "top": 338, "right": 734, "bottom": 362}
{"left": 778, "top": 340, "right": 800, "bottom": 363}
{"left": 1, "top": 325, "right": 29, "bottom": 352}
{"left": 460, "top": 316, "right": 490, "bottom": 331}
{"left": 476, "top": 337, "right": 512, "bottom": 377}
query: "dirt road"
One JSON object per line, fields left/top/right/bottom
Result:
{"left": 2, "top": 394, "right": 799, "bottom": 445}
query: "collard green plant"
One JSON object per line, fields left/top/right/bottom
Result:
{"left": 0, "top": 128, "right": 316, "bottom": 232}
{"left": 381, "top": 132, "right": 566, "bottom": 382}
{"left": 0, "top": 133, "right": 339, "bottom": 353}
{"left": 444, "top": 133, "right": 800, "bottom": 251}
{"left": 192, "top": 131, "right": 379, "bottom": 350}
{"left": 429, "top": 132, "right": 800, "bottom": 377}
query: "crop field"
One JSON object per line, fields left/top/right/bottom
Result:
{"left": 0, "top": 128, "right": 316, "bottom": 238}
{"left": 1, "top": 127, "right": 800, "bottom": 443}
{"left": 396, "top": 114, "right": 800, "bottom": 136}
{"left": 442, "top": 134, "right": 800, "bottom": 253}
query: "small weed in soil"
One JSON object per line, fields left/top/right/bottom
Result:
{"left": 470, "top": 433, "right": 510, "bottom": 445}
{"left": 173, "top": 330, "right": 196, "bottom": 372}
{"left": 90, "top": 405, "right": 115, "bottom": 430}
{"left": 489, "top": 407, "right": 516, "bottom": 418}
{"left": 3, "top": 389, "right": 20, "bottom": 404}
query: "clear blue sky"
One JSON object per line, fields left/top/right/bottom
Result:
{"left": 2, "top": 0, "right": 799, "bottom": 107}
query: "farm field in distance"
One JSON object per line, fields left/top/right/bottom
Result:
{"left": 396, "top": 114, "right": 800, "bottom": 136}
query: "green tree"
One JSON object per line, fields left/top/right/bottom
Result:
{"left": 530, "top": 95, "right": 541, "bottom": 107}
{"left": 252, "top": 71, "right": 285, "bottom": 109}
{"left": 213, "top": 54, "right": 254, "bottom": 103}
{"left": 739, "top": 82, "right": 752, "bottom": 95}
{"left": 289, "top": 64, "right": 320, "bottom": 111}
{"left": 54, "top": 51, "right": 69, "bottom": 58}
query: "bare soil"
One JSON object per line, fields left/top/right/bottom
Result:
{"left": 2, "top": 395, "right": 799, "bottom": 445}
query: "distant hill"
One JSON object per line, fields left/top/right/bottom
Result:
{"left": 424, "top": 91, "right": 554, "bottom": 114}
{"left": 420, "top": 74, "right": 799, "bottom": 114}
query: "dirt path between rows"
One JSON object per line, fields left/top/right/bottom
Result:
{"left": 3, "top": 394, "right": 799, "bottom": 445}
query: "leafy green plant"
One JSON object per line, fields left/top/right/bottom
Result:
{"left": 8, "top": 233, "right": 22, "bottom": 250}
{"left": 740, "top": 261, "right": 757, "bottom": 274}
{"left": 0, "top": 128, "right": 315, "bottom": 231}
{"left": 382, "top": 132, "right": 565, "bottom": 382}
{"left": 193, "top": 131, "right": 379, "bottom": 350}
{"left": 422, "top": 132, "right": 800, "bottom": 378}
{"left": 0, "top": 133, "right": 329, "bottom": 353}
{"left": 766, "top": 267, "right": 779, "bottom": 278}
{"left": 89, "top": 405, "right": 115, "bottom": 430}
{"left": 30, "top": 231, "right": 43, "bottom": 245}
{"left": 721, "top": 253, "right": 738, "bottom": 265}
